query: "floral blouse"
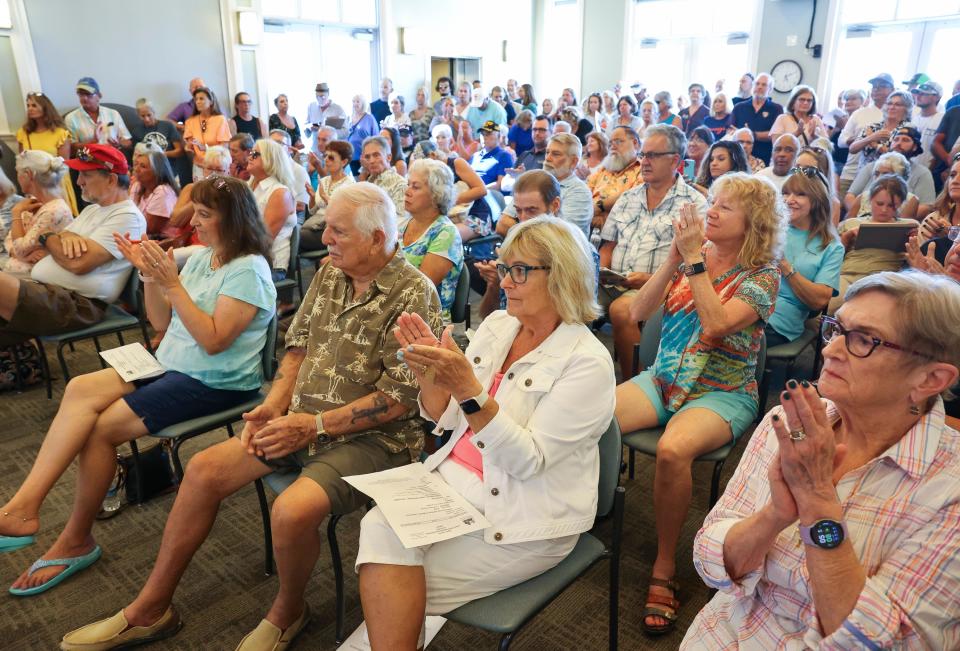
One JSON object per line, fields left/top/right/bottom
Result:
{"left": 3, "top": 198, "right": 72, "bottom": 274}
{"left": 399, "top": 216, "right": 463, "bottom": 321}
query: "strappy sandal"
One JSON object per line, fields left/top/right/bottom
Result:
{"left": 641, "top": 576, "right": 680, "bottom": 635}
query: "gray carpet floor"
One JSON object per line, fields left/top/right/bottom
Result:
{"left": 0, "top": 290, "right": 812, "bottom": 650}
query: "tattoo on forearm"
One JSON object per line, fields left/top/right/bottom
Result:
{"left": 349, "top": 394, "right": 392, "bottom": 425}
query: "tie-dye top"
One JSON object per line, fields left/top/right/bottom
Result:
{"left": 652, "top": 261, "right": 779, "bottom": 411}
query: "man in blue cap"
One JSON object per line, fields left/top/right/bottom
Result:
{"left": 64, "top": 77, "right": 132, "bottom": 155}
{"left": 837, "top": 73, "right": 895, "bottom": 196}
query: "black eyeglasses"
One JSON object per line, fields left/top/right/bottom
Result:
{"left": 638, "top": 151, "right": 677, "bottom": 160}
{"left": 496, "top": 262, "right": 551, "bottom": 284}
{"left": 820, "top": 315, "right": 929, "bottom": 359}
{"left": 789, "top": 166, "right": 829, "bottom": 187}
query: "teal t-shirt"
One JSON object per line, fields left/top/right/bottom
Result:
{"left": 768, "top": 225, "right": 843, "bottom": 341}
{"left": 400, "top": 216, "right": 463, "bottom": 321}
{"left": 156, "top": 248, "right": 277, "bottom": 390}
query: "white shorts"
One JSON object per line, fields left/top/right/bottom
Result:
{"left": 356, "top": 505, "right": 577, "bottom": 614}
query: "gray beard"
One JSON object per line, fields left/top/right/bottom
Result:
{"left": 603, "top": 152, "right": 633, "bottom": 173}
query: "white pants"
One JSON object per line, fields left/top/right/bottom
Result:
{"left": 355, "top": 464, "right": 578, "bottom": 615}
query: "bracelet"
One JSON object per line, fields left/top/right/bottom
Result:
{"left": 137, "top": 272, "right": 155, "bottom": 283}
{"left": 783, "top": 269, "right": 797, "bottom": 280}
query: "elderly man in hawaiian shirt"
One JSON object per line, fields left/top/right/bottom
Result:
{"left": 61, "top": 182, "right": 441, "bottom": 651}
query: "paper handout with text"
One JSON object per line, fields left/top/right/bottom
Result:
{"left": 99, "top": 343, "right": 165, "bottom": 382}
{"left": 343, "top": 463, "right": 490, "bottom": 549}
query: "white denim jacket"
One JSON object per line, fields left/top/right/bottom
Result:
{"left": 421, "top": 310, "right": 616, "bottom": 545}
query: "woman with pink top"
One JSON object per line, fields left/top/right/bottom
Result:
{"left": 354, "top": 217, "right": 616, "bottom": 649}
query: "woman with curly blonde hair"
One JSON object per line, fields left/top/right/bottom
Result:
{"left": 615, "top": 171, "right": 784, "bottom": 636}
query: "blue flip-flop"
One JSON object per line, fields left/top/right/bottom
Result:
{"left": 0, "top": 534, "right": 35, "bottom": 552}
{"left": 9, "top": 545, "right": 102, "bottom": 596}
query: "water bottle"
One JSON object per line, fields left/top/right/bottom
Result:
{"left": 590, "top": 227, "right": 602, "bottom": 250}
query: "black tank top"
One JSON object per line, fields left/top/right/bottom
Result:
{"left": 233, "top": 115, "right": 262, "bottom": 139}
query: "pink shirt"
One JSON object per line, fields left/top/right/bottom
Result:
{"left": 449, "top": 372, "right": 505, "bottom": 479}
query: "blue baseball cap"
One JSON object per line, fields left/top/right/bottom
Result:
{"left": 76, "top": 77, "right": 101, "bottom": 95}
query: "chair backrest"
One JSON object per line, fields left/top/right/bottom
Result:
{"left": 450, "top": 263, "right": 471, "bottom": 324}
{"left": 286, "top": 224, "right": 301, "bottom": 278}
{"left": 596, "top": 417, "right": 622, "bottom": 519}
{"left": 262, "top": 313, "right": 279, "bottom": 381}
{"left": 636, "top": 308, "right": 664, "bottom": 372}
{"left": 488, "top": 188, "right": 507, "bottom": 211}
{"left": 119, "top": 268, "right": 141, "bottom": 312}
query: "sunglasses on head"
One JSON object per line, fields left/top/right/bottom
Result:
{"left": 788, "top": 165, "right": 829, "bottom": 187}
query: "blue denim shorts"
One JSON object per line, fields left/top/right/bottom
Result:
{"left": 123, "top": 371, "right": 261, "bottom": 433}
{"left": 630, "top": 369, "right": 757, "bottom": 440}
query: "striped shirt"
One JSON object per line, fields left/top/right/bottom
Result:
{"left": 682, "top": 399, "right": 960, "bottom": 650}
{"left": 600, "top": 175, "right": 706, "bottom": 276}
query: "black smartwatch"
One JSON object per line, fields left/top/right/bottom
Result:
{"left": 683, "top": 260, "right": 706, "bottom": 277}
{"left": 38, "top": 232, "right": 56, "bottom": 249}
{"left": 459, "top": 391, "right": 488, "bottom": 415}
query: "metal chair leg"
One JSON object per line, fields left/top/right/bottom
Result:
{"left": 628, "top": 448, "right": 635, "bottom": 480}
{"left": 255, "top": 477, "right": 274, "bottom": 576}
{"left": 710, "top": 459, "right": 726, "bottom": 509}
{"left": 327, "top": 515, "right": 346, "bottom": 644}
{"left": 498, "top": 632, "right": 516, "bottom": 651}
{"left": 34, "top": 339, "right": 53, "bottom": 399}
{"left": 55, "top": 342, "right": 71, "bottom": 382}
{"left": 128, "top": 439, "right": 145, "bottom": 505}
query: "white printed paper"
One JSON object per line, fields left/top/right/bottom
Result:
{"left": 343, "top": 463, "right": 490, "bottom": 548}
{"left": 340, "top": 616, "right": 446, "bottom": 650}
{"left": 99, "top": 343, "right": 165, "bottom": 382}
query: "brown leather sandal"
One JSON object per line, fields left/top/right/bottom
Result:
{"left": 641, "top": 576, "right": 680, "bottom": 635}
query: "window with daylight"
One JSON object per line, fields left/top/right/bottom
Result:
{"left": 261, "top": 0, "right": 379, "bottom": 132}
{"left": 538, "top": 0, "right": 584, "bottom": 104}
{"left": 0, "top": 0, "right": 11, "bottom": 29}
{"left": 825, "top": 1, "right": 960, "bottom": 105}
{"left": 624, "top": 0, "right": 760, "bottom": 103}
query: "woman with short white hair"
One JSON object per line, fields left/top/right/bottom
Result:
{"left": 399, "top": 159, "right": 463, "bottom": 321}
{"left": 248, "top": 138, "right": 297, "bottom": 280}
{"left": 684, "top": 270, "right": 960, "bottom": 650}
{"left": 358, "top": 216, "right": 616, "bottom": 649}
{"left": 3, "top": 151, "right": 71, "bottom": 274}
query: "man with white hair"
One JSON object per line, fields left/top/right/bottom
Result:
{"left": 305, "top": 82, "right": 348, "bottom": 151}
{"left": 730, "top": 72, "right": 783, "bottom": 165}
{"left": 587, "top": 125, "right": 643, "bottom": 228}
{"left": 600, "top": 124, "right": 706, "bottom": 379}
{"left": 61, "top": 182, "right": 442, "bottom": 651}
{"left": 360, "top": 136, "right": 407, "bottom": 222}
{"left": 498, "top": 133, "right": 593, "bottom": 237}
{"left": 306, "top": 125, "right": 338, "bottom": 179}
{"left": 838, "top": 73, "right": 896, "bottom": 196}
{"left": 466, "top": 86, "right": 507, "bottom": 132}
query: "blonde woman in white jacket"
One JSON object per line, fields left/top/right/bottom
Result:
{"left": 356, "top": 216, "right": 616, "bottom": 650}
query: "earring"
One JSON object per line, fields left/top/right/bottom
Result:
{"left": 909, "top": 403, "right": 921, "bottom": 416}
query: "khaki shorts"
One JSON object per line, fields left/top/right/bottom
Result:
{"left": 598, "top": 284, "right": 638, "bottom": 313}
{"left": 259, "top": 434, "right": 410, "bottom": 515}
{"left": 0, "top": 279, "right": 106, "bottom": 347}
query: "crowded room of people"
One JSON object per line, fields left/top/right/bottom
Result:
{"left": 2, "top": 0, "right": 960, "bottom": 649}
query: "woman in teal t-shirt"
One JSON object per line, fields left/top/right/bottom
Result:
{"left": 400, "top": 159, "right": 463, "bottom": 321}
{"left": 1, "top": 176, "right": 277, "bottom": 596}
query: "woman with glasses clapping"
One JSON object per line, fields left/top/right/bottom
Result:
{"left": 683, "top": 270, "right": 960, "bottom": 650}
{"left": 356, "top": 217, "right": 614, "bottom": 649}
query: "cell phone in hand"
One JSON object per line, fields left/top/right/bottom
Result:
{"left": 682, "top": 158, "right": 696, "bottom": 181}
{"left": 600, "top": 267, "right": 628, "bottom": 285}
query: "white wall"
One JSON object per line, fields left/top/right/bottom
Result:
{"left": 580, "top": 0, "right": 628, "bottom": 96}
{"left": 22, "top": 0, "right": 229, "bottom": 116}
{"left": 756, "top": 0, "right": 829, "bottom": 103}
{"left": 384, "top": 0, "right": 534, "bottom": 105}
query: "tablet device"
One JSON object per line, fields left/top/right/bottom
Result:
{"left": 853, "top": 222, "right": 916, "bottom": 252}
{"left": 324, "top": 116, "right": 346, "bottom": 129}
{"left": 600, "top": 267, "right": 628, "bottom": 285}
